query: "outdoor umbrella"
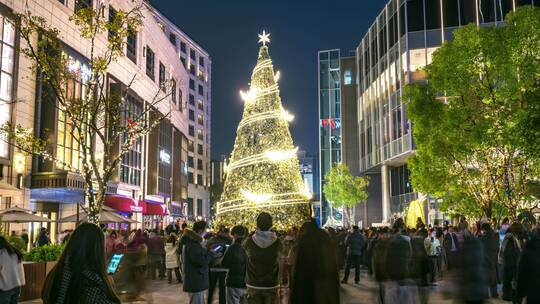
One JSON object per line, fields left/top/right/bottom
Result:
{"left": 0, "top": 206, "right": 52, "bottom": 223}
{"left": 58, "top": 206, "right": 138, "bottom": 224}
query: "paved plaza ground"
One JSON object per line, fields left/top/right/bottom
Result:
{"left": 22, "top": 270, "right": 509, "bottom": 303}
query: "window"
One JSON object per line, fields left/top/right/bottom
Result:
{"left": 188, "top": 172, "right": 194, "bottom": 184}
{"left": 169, "top": 33, "right": 177, "bottom": 47}
{"left": 197, "top": 129, "right": 203, "bottom": 141}
{"left": 189, "top": 79, "right": 195, "bottom": 90}
{"left": 189, "top": 125, "right": 194, "bottom": 136}
{"left": 188, "top": 140, "right": 194, "bottom": 152}
{"left": 343, "top": 70, "right": 352, "bottom": 85}
{"left": 108, "top": 6, "right": 117, "bottom": 40}
{"left": 197, "top": 159, "right": 203, "bottom": 170}
{"left": 57, "top": 0, "right": 66, "bottom": 4}
{"left": 198, "top": 84, "right": 204, "bottom": 96}
{"left": 425, "top": 0, "right": 442, "bottom": 30}
{"left": 407, "top": 0, "right": 424, "bottom": 32}
{"left": 478, "top": 0, "right": 496, "bottom": 23}
{"left": 171, "top": 79, "right": 177, "bottom": 105}
{"left": 187, "top": 198, "right": 194, "bottom": 217}
{"left": 197, "top": 144, "right": 203, "bottom": 155}
{"left": 199, "top": 57, "right": 204, "bottom": 67}
{"left": 189, "top": 109, "right": 194, "bottom": 121}
{"left": 180, "top": 42, "right": 187, "bottom": 53}
{"left": 197, "top": 99, "right": 204, "bottom": 110}
{"left": 120, "top": 94, "right": 142, "bottom": 185}
{"left": 188, "top": 156, "right": 194, "bottom": 168}
{"left": 197, "top": 114, "right": 203, "bottom": 126}
{"left": 189, "top": 64, "right": 195, "bottom": 75}
{"left": 126, "top": 28, "right": 137, "bottom": 63}
{"left": 158, "top": 120, "right": 172, "bottom": 194}
{"left": 190, "top": 49, "right": 196, "bottom": 60}
{"left": 180, "top": 57, "right": 186, "bottom": 68}
{"left": 460, "top": 0, "right": 478, "bottom": 25}
{"left": 75, "top": 0, "right": 92, "bottom": 12}
{"left": 189, "top": 94, "right": 195, "bottom": 105}
{"left": 196, "top": 199, "right": 203, "bottom": 216}
{"left": 443, "top": 0, "right": 460, "bottom": 27}
{"left": 0, "top": 18, "right": 15, "bottom": 158}
{"left": 197, "top": 174, "right": 203, "bottom": 186}
{"left": 159, "top": 62, "right": 166, "bottom": 90}
{"left": 146, "top": 46, "right": 155, "bottom": 80}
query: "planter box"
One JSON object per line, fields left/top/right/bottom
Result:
{"left": 19, "top": 261, "right": 57, "bottom": 301}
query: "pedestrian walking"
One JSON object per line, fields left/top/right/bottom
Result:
{"left": 37, "top": 227, "right": 50, "bottom": 247}
{"left": 444, "top": 226, "right": 459, "bottom": 271}
{"left": 517, "top": 227, "right": 540, "bottom": 304}
{"left": 243, "top": 212, "right": 282, "bottom": 304}
{"left": 147, "top": 231, "right": 166, "bottom": 280}
{"left": 221, "top": 225, "right": 248, "bottom": 304}
{"left": 206, "top": 227, "right": 233, "bottom": 304}
{"left": 479, "top": 222, "right": 499, "bottom": 298}
{"left": 0, "top": 236, "right": 25, "bottom": 304}
{"left": 41, "top": 223, "right": 120, "bottom": 304}
{"left": 500, "top": 223, "right": 525, "bottom": 303}
{"left": 165, "top": 233, "right": 182, "bottom": 284}
{"left": 424, "top": 229, "right": 441, "bottom": 285}
{"left": 341, "top": 225, "right": 365, "bottom": 284}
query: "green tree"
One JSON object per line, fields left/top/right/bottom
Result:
{"left": 6, "top": 3, "right": 173, "bottom": 223}
{"left": 404, "top": 7, "right": 540, "bottom": 220}
{"left": 324, "top": 163, "right": 369, "bottom": 227}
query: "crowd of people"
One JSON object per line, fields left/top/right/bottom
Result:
{"left": 1, "top": 214, "right": 539, "bottom": 303}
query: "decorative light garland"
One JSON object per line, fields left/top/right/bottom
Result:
{"left": 224, "top": 147, "right": 298, "bottom": 173}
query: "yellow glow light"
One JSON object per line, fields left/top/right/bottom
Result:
{"left": 274, "top": 71, "right": 280, "bottom": 82}
{"left": 240, "top": 87, "right": 258, "bottom": 103}
{"left": 282, "top": 109, "right": 294, "bottom": 122}
{"left": 265, "top": 148, "right": 298, "bottom": 162}
{"left": 14, "top": 152, "right": 25, "bottom": 174}
{"left": 258, "top": 30, "right": 271, "bottom": 46}
{"left": 241, "top": 189, "right": 272, "bottom": 203}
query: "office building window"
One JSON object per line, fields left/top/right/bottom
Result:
{"left": 196, "top": 199, "right": 203, "bottom": 216}
{"left": 425, "top": 0, "right": 442, "bottom": 29}
{"left": 171, "top": 79, "right": 177, "bottom": 105}
{"left": 197, "top": 159, "right": 203, "bottom": 170}
{"left": 444, "top": 0, "right": 460, "bottom": 27}
{"left": 189, "top": 94, "right": 195, "bottom": 105}
{"left": 57, "top": 0, "right": 66, "bottom": 4}
{"left": 189, "top": 64, "right": 195, "bottom": 75}
{"left": 197, "top": 144, "right": 203, "bottom": 155}
{"left": 199, "top": 57, "right": 204, "bottom": 67}
{"left": 190, "top": 49, "right": 196, "bottom": 60}
{"left": 197, "top": 99, "right": 204, "bottom": 110}
{"left": 189, "top": 125, "right": 195, "bottom": 136}
{"left": 188, "top": 140, "right": 194, "bottom": 152}
{"left": 189, "top": 109, "right": 195, "bottom": 121}
{"left": 169, "top": 33, "right": 177, "bottom": 47}
{"left": 343, "top": 70, "right": 352, "bottom": 85}
{"left": 189, "top": 79, "right": 195, "bottom": 90}
{"left": 197, "top": 114, "right": 204, "bottom": 126}
{"left": 126, "top": 28, "right": 137, "bottom": 63}
{"left": 108, "top": 6, "right": 117, "bottom": 39}
{"left": 188, "top": 172, "right": 194, "bottom": 184}
{"left": 187, "top": 197, "right": 194, "bottom": 217}
{"left": 197, "top": 174, "right": 203, "bottom": 186}
{"left": 180, "top": 42, "right": 187, "bottom": 53}
{"left": 188, "top": 156, "right": 194, "bottom": 168}
{"left": 158, "top": 120, "right": 172, "bottom": 195}
{"left": 407, "top": 0, "right": 424, "bottom": 32}
{"left": 146, "top": 46, "right": 155, "bottom": 80}
{"left": 197, "top": 129, "right": 203, "bottom": 141}
{"left": 198, "top": 84, "right": 204, "bottom": 96}
{"left": 0, "top": 18, "right": 15, "bottom": 158}
{"left": 159, "top": 62, "right": 166, "bottom": 90}
{"left": 120, "top": 94, "right": 142, "bottom": 185}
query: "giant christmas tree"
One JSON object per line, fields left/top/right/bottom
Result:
{"left": 216, "top": 31, "right": 312, "bottom": 230}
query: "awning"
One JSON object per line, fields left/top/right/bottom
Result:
{"left": 144, "top": 202, "right": 168, "bottom": 216}
{"left": 0, "top": 182, "right": 21, "bottom": 197}
{"left": 104, "top": 195, "right": 146, "bottom": 213}
{"left": 0, "top": 206, "right": 52, "bottom": 223}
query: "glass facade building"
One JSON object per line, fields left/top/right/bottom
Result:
{"left": 318, "top": 49, "right": 343, "bottom": 226}
{"left": 356, "top": 0, "right": 537, "bottom": 223}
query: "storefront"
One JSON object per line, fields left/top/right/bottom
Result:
{"left": 104, "top": 195, "right": 145, "bottom": 230}
{"left": 143, "top": 201, "right": 168, "bottom": 230}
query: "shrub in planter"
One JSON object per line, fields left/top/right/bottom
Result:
{"left": 25, "top": 244, "right": 64, "bottom": 262}
{"left": 8, "top": 235, "right": 27, "bottom": 253}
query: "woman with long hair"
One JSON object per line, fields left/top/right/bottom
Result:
{"left": 0, "top": 235, "right": 25, "bottom": 304}
{"left": 42, "top": 223, "right": 120, "bottom": 304}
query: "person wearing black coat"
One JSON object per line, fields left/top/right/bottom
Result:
{"left": 444, "top": 227, "right": 459, "bottom": 271}
{"left": 517, "top": 229, "right": 540, "bottom": 304}
{"left": 341, "top": 226, "right": 365, "bottom": 284}
{"left": 221, "top": 226, "right": 248, "bottom": 304}
{"left": 479, "top": 223, "right": 499, "bottom": 298}
{"left": 206, "top": 228, "right": 233, "bottom": 304}
{"left": 181, "top": 221, "right": 215, "bottom": 304}
{"left": 455, "top": 228, "right": 489, "bottom": 304}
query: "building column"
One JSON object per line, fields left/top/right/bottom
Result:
{"left": 381, "top": 164, "right": 390, "bottom": 223}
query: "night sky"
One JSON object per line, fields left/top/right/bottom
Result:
{"left": 151, "top": 0, "right": 387, "bottom": 159}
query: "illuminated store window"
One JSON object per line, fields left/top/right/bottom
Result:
{"left": 120, "top": 94, "right": 142, "bottom": 185}
{"left": 0, "top": 17, "right": 15, "bottom": 158}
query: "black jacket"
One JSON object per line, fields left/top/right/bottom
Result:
{"left": 517, "top": 237, "right": 540, "bottom": 304}
{"left": 345, "top": 231, "right": 365, "bottom": 256}
{"left": 206, "top": 234, "right": 233, "bottom": 269}
{"left": 221, "top": 239, "right": 247, "bottom": 288}
{"left": 181, "top": 229, "right": 212, "bottom": 292}
{"left": 243, "top": 231, "right": 281, "bottom": 288}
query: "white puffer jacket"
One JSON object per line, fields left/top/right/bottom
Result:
{"left": 165, "top": 242, "right": 179, "bottom": 269}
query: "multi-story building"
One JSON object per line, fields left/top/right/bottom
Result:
{"left": 354, "top": 0, "right": 536, "bottom": 226}
{"left": 149, "top": 7, "right": 212, "bottom": 221}
{"left": 0, "top": 0, "right": 210, "bottom": 242}
{"left": 318, "top": 49, "right": 343, "bottom": 226}
{"left": 298, "top": 150, "right": 320, "bottom": 200}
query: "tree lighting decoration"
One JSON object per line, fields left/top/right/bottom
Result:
{"left": 216, "top": 31, "right": 311, "bottom": 230}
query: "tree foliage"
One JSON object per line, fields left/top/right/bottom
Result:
{"left": 404, "top": 7, "right": 540, "bottom": 220}
{"left": 8, "top": 2, "right": 174, "bottom": 222}
{"left": 324, "top": 163, "right": 369, "bottom": 209}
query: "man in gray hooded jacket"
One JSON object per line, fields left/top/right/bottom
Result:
{"left": 243, "top": 212, "right": 282, "bottom": 304}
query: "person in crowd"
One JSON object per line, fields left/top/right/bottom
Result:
{"left": 435, "top": 227, "right": 446, "bottom": 279}
{"left": 500, "top": 223, "right": 525, "bottom": 303}
{"left": 444, "top": 226, "right": 459, "bottom": 271}
{"left": 147, "top": 230, "right": 166, "bottom": 280}
{"left": 424, "top": 228, "right": 441, "bottom": 285}
{"left": 290, "top": 221, "right": 340, "bottom": 304}
{"left": 479, "top": 222, "right": 499, "bottom": 298}
{"left": 20, "top": 229, "right": 29, "bottom": 249}
{"left": 341, "top": 225, "right": 365, "bottom": 284}
{"left": 105, "top": 230, "right": 119, "bottom": 259}
{"left": 41, "top": 223, "right": 120, "bottom": 304}
{"left": 127, "top": 229, "right": 147, "bottom": 249}
{"left": 416, "top": 217, "right": 426, "bottom": 230}
{"left": 0, "top": 236, "right": 25, "bottom": 304}
{"left": 243, "top": 212, "right": 282, "bottom": 304}
{"left": 206, "top": 226, "right": 233, "bottom": 304}
{"left": 181, "top": 220, "right": 214, "bottom": 304}
{"left": 410, "top": 229, "right": 429, "bottom": 288}
{"left": 165, "top": 233, "right": 182, "bottom": 284}
{"left": 221, "top": 225, "right": 248, "bottom": 304}
{"left": 37, "top": 227, "right": 50, "bottom": 247}
{"left": 517, "top": 226, "right": 540, "bottom": 304}
{"left": 455, "top": 222, "right": 489, "bottom": 304}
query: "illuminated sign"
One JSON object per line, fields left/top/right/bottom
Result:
{"left": 159, "top": 150, "right": 171, "bottom": 164}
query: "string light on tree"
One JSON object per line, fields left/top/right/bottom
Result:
{"left": 216, "top": 31, "right": 311, "bottom": 230}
